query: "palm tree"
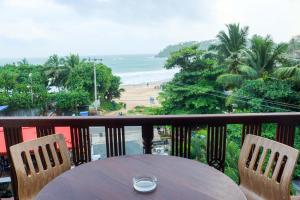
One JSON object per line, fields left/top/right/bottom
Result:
{"left": 246, "top": 35, "right": 288, "bottom": 77}
{"left": 17, "top": 58, "right": 29, "bottom": 66}
{"left": 44, "top": 66, "right": 70, "bottom": 88}
{"left": 216, "top": 51, "right": 257, "bottom": 88}
{"left": 65, "top": 54, "right": 84, "bottom": 69}
{"left": 274, "top": 63, "right": 300, "bottom": 83}
{"left": 210, "top": 23, "right": 249, "bottom": 60}
{"left": 45, "top": 54, "right": 65, "bottom": 68}
{"left": 44, "top": 55, "right": 69, "bottom": 88}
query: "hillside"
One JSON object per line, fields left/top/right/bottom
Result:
{"left": 155, "top": 40, "right": 217, "bottom": 58}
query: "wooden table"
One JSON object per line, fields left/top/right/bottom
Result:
{"left": 36, "top": 155, "right": 246, "bottom": 200}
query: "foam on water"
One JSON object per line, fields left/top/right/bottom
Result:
{"left": 0, "top": 54, "right": 178, "bottom": 85}
{"left": 115, "top": 68, "right": 179, "bottom": 85}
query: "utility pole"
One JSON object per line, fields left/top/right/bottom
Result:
{"left": 88, "top": 57, "right": 103, "bottom": 111}
{"left": 94, "top": 62, "right": 97, "bottom": 105}
{"left": 28, "top": 73, "right": 33, "bottom": 104}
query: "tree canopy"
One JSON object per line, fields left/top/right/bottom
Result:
{"left": 159, "top": 23, "right": 300, "bottom": 182}
{"left": 159, "top": 23, "right": 300, "bottom": 115}
{"left": 0, "top": 54, "right": 123, "bottom": 114}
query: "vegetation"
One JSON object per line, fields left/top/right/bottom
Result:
{"left": 53, "top": 90, "right": 90, "bottom": 112}
{"left": 155, "top": 40, "right": 217, "bottom": 58}
{"left": 158, "top": 23, "right": 300, "bottom": 181}
{"left": 127, "top": 105, "right": 162, "bottom": 115}
{"left": 0, "top": 54, "right": 123, "bottom": 114}
{"left": 160, "top": 24, "right": 300, "bottom": 115}
{"left": 209, "top": 23, "right": 249, "bottom": 61}
{"left": 160, "top": 45, "right": 225, "bottom": 114}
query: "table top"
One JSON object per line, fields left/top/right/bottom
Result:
{"left": 36, "top": 155, "right": 246, "bottom": 200}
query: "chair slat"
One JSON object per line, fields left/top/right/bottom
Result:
{"left": 33, "top": 148, "right": 43, "bottom": 172}
{"left": 239, "top": 134, "right": 299, "bottom": 200}
{"left": 9, "top": 134, "right": 71, "bottom": 200}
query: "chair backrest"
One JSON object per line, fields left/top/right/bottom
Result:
{"left": 238, "top": 134, "right": 299, "bottom": 200}
{"left": 10, "top": 134, "right": 71, "bottom": 200}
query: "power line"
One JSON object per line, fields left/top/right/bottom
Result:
{"left": 198, "top": 90, "right": 292, "bottom": 112}
{"left": 207, "top": 89, "right": 300, "bottom": 110}
{"left": 178, "top": 82, "right": 300, "bottom": 110}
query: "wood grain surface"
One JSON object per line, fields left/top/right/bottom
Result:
{"left": 36, "top": 155, "right": 246, "bottom": 200}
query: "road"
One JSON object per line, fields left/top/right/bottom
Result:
{"left": 89, "top": 126, "right": 162, "bottom": 159}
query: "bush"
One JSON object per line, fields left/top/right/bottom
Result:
{"left": 190, "top": 129, "right": 207, "bottom": 163}
{"left": 100, "top": 100, "right": 123, "bottom": 111}
{"left": 0, "top": 93, "right": 9, "bottom": 105}
{"left": 53, "top": 90, "right": 90, "bottom": 111}
{"left": 128, "top": 106, "right": 163, "bottom": 115}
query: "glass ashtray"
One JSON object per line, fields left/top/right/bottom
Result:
{"left": 132, "top": 176, "right": 158, "bottom": 193}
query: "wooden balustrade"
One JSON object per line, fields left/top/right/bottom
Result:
{"left": 1, "top": 112, "right": 300, "bottom": 199}
{"left": 207, "top": 124, "right": 227, "bottom": 172}
{"left": 105, "top": 126, "right": 125, "bottom": 157}
{"left": 70, "top": 126, "right": 91, "bottom": 165}
{"left": 171, "top": 126, "right": 192, "bottom": 158}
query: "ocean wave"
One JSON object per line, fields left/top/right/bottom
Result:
{"left": 115, "top": 68, "right": 179, "bottom": 85}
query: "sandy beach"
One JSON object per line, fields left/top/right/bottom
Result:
{"left": 104, "top": 82, "right": 164, "bottom": 115}
{"left": 119, "top": 82, "right": 163, "bottom": 110}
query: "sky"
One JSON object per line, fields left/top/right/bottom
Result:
{"left": 0, "top": 0, "right": 299, "bottom": 58}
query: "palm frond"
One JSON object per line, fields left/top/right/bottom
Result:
{"left": 274, "top": 65, "right": 300, "bottom": 82}
{"left": 238, "top": 65, "right": 257, "bottom": 78}
{"left": 216, "top": 73, "right": 243, "bottom": 88}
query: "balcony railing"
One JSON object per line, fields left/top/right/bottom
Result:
{"left": 1, "top": 112, "right": 300, "bottom": 198}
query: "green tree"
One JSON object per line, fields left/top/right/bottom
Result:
{"left": 66, "top": 61, "right": 122, "bottom": 105}
{"left": 44, "top": 54, "right": 79, "bottom": 89}
{"left": 65, "top": 54, "right": 83, "bottom": 69}
{"left": 210, "top": 23, "right": 253, "bottom": 89}
{"left": 0, "top": 92, "right": 9, "bottom": 105}
{"left": 17, "top": 58, "right": 29, "bottom": 66}
{"left": 44, "top": 54, "right": 85, "bottom": 89}
{"left": 274, "top": 63, "right": 300, "bottom": 84}
{"left": 246, "top": 35, "right": 288, "bottom": 77}
{"left": 0, "top": 68, "right": 19, "bottom": 92}
{"left": 44, "top": 65, "right": 70, "bottom": 88}
{"left": 54, "top": 90, "right": 90, "bottom": 112}
{"left": 209, "top": 23, "right": 249, "bottom": 61}
{"left": 16, "top": 65, "right": 47, "bottom": 86}
{"left": 160, "top": 46, "right": 225, "bottom": 114}
{"left": 216, "top": 52, "right": 257, "bottom": 88}
{"left": 228, "top": 79, "right": 299, "bottom": 112}
{"left": 105, "top": 76, "right": 124, "bottom": 101}
{"left": 45, "top": 54, "right": 65, "bottom": 68}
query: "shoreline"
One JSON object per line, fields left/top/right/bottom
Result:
{"left": 104, "top": 81, "right": 166, "bottom": 116}
{"left": 120, "top": 80, "right": 167, "bottom": 87}
{"left": 118, "top": 81, "right": 165, "bottom": 110}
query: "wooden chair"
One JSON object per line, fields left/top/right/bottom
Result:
{"left": 9, "top": 134, "right": 71, "bottom": 200}
{"left": 238, "top": 134, "right": 299, "bottom": 200}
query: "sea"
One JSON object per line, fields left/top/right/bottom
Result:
{"left": 0, "top": 54, "right": 179, "bottom": 85}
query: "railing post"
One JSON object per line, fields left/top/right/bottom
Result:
{"left": 3, "top": 126, "right": 23, "bottom": 200}
{"left": 70, "top": 126, "right": 91, "bottom": 166}
{"left": 206, "top": 124, "right": 227, "bottom": 172}
{"left": 241, "top": 123, "right": 262, "bottom": 146}
{"left": 276, "top": 123, "right": 296, "bottom": 147}
{"left": 142, "top": 125, "right": 153, "bottom": 154}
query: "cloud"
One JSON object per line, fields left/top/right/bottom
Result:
{"left": 0, "top": 0, "right": 298, "bottom": 57}
{"left": 56, "top": 0, "right": 215, "bottom": 24}
{"left": 216, "top": 0, "right": 300, "bottom": 42}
